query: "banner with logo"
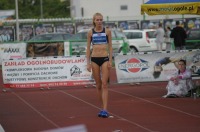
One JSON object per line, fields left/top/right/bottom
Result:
{"left": 141, "top": 2, "right": 200, "bottom": 15}
{"left": 0, "top": 43, "right": 27, "bottom": 64}
{"left": 2, "top": 56, "right": 94, "bottom": 88}
{"left": 115, "top": 50, "right": 200, "bottom": 83}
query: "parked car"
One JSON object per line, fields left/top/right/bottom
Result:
{"left": 186, "top": 29, "right": 200, "bottom": 49}
{"left": 123, "top": 29, "right": 166, "bottom": 53}
{"left": 69, "top": 28, "right": 129, "bottom": 56}
{"left": 28, "top": 33, "right": 74, "bottom": 42}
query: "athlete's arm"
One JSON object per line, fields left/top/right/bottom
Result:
{"left": 106, "top": 28, "right": 112, "bottom": 67}
{"left": 86, "top": 29, "right": 92, "bottom": 71}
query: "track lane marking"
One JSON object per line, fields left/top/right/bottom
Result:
{"left": 58, "top": 90, "right": 156, "bottom": 132}
{"left": 109, "top": 87, "right": 200, "bottom": 118}
{"left": 0, "top": 124, "right": 5, "bottom": 132}
{"left": 12, "top": 92, "right": 60, "bottom": 128}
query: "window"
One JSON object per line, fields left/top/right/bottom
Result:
{"left": 52, "top": 35, "right": 63, "bottom": 40}
{"left": 147, "top": 31, "right": 156, "bottom": 38}
{"left": 114, "top": 30, "right": 123, "bottom": 38}
{"left": 124, "top": 32, "right": 142, "bottom": 39}
{"left": 120, "top": 5, "right": 128, "bottom": 10}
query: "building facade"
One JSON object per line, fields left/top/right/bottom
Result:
{"left": 70, "top": 0, "right": 145, "bottom": 20}
{"left": 70, "top": 0, "right": 199, "bottom": 21}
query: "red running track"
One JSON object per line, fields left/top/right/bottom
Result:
{"left": 0, "top": 68, "right": 200, "bottom": 132}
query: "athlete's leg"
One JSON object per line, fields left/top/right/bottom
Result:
{"left": 91, "top": 62, "right": 102, "bottom": 107}
{"left": 101, "top": 61, "right": 110, "bottom": 111}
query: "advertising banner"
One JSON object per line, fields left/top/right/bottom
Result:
{"left": 127, "top": 21, "right": 139, "bottom": 30}
{"left": 141, "top": 2, "right": 200, "bottom": 15}
{"left": 26, "top": 42, "right": 64, "bottom": 57}
{"left": 118, "top": 21, "right": 129, "bottom": 30}
{"left": 115, "top": 50, "right": 200, "bottom": 83}
{"left": 19, "top": 24, "right": 34, "bottom": 41}
{"left": 0, "top": 26, "right": 15, "bottom": 42}
{"left": 55, "top": 23, "right": 75, "bottom": 34}
{"left": 2, "top": 56, "right": 94, "bottom": 88}
{"left": 35, "top": 23, "right": 54, "bottom": 35}
{"left": 185, "top": 17, "right": 200, "bottom": 30}
{"left": 0, "top": 43, "right": 27, "bottom": 64}
{"left": 163, "top": 19, "right": 185, "bottom": 30}
{"left": 141, "top": 20, "right": 160, "bottom": 29}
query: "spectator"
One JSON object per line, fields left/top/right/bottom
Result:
{"left": 163, "top": 59, "right": 193, "bottom": 98}
{"left": 154, "top": 23, "right": 165, "bottom": 51}
{"left": 165, "top": 26, "right": 172, "bottom": 51}
{"left": 170, "top": 21, "right": 187, "bottom": 50}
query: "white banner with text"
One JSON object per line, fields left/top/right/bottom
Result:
{"left": 2, "top": 56, "right": 94, "bottom": 88}
{"left": 0, "top": 43, "right": 27, "bottom": 64}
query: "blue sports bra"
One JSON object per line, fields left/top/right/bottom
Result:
{"left": 91, "top": 28, "right": 108, "bottom": 45}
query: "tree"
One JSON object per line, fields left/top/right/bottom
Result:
{"left": 0, "top": 0, "right": 70, "bottom": 19}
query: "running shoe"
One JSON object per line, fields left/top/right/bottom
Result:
{"left": 101, "top": 110, "right": 109, "bottom": 118}
{"left": 98, "top": 110, "right": 103, "bottom": 117}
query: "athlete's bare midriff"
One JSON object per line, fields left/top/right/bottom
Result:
{"left": 91, "top": 44, "right": 108, "bottom": 57}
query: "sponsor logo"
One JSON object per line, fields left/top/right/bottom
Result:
{"left": 104, "top": 57, "right": 109, "bottom": 61}
{"left": 118, "top": 58, "right": 149, "bottom": 73}
{"left": 4, "top": 48, "right": 20, "bottom": 53}
{"left": 70, "top": 65, "right": 82, "bottom": 76}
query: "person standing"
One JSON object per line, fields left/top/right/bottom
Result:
{"left": 170, "top": 21, "right": 187, "bottom": 50}
{"left": 165, "top": 26, "right": 172, "bottom": 51}
{"left": 154, "top": 23, "right": 165, "bottom": 51}
{"left": 86, "top": 13, "right": 112, "bottom": 118}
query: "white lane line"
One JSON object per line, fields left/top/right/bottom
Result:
{"left": 12, "top": 92, "right": 60, "bottom": 128}
{"left": 41, "top": 124, "right": 87, "bottom": 132}
{"left": 58, "top": 90, "right": 155, "bottom": 132}
{"left": 0, "top": 124, "right": 5, "bottom": 132}
{"left": 109, "top": 88, "right": 200, "bottom": 118}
